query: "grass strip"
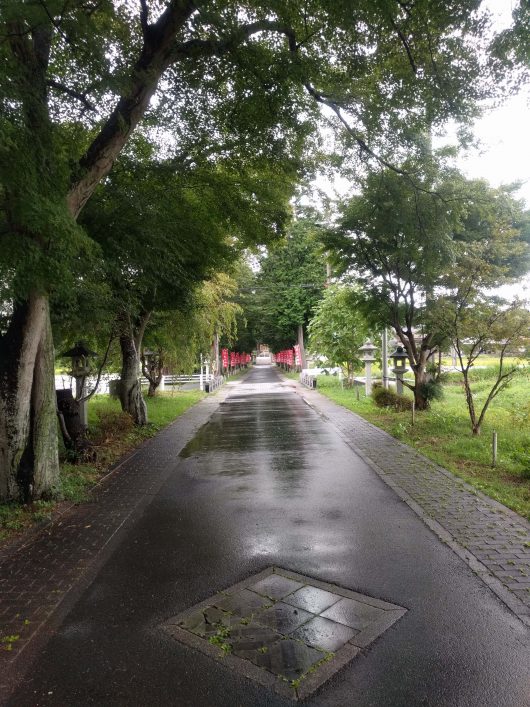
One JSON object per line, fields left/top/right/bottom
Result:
{"left": 314, "top": 374, "right": 530, "bottom": 520}
{"left": 0, "top": 390, "right": 205, "bottom": 543}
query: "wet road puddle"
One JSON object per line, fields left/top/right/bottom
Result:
{"left": 163, "top": 567, "right": 407, "bottom": 700}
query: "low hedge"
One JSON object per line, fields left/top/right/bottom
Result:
{"left": 372, "top": 383, "right": 413, "bottom": 411}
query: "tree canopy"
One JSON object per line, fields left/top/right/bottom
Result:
{"left": 0, "top": 0, "right": 527, "bottom": 500}
{"left": 308, "top": 284, "right": 370, "bottom": 382}
{"left": 238, "top": 219, "right": 327, "bottom": 353}
{"left": 323, "top": 163, "right": 530, "bottom": 408}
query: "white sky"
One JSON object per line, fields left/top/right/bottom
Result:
{"left": 457, "top": 89, "right": 530, "bottom": 207}
{"left": 455, "top": 0, "right": 529, "bottom": 207}
{"left": 445, "top": 0, "right": 529, "bottom": 300}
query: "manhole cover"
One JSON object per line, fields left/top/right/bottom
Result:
{"left": 163, "top": 567, "right": 407, "bottom": 700}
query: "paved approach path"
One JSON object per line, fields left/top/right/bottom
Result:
{"left": 1, "top": 366, "right": 529, "bottom": 706}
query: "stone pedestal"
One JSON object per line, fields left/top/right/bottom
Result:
{"left": 364, "top": 360, "right": 375, "bottom": 395}
{"left": 392, "top": 367, "right": 405, "bottom": 395}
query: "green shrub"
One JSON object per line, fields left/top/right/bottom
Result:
{"left": 372, "top": 384, "right": 413, "bottom": 411}
{"left": 419, "top": 379, "right": 444, "bottom": 402}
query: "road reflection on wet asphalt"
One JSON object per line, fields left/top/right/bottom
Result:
{"left": 8, "top": 365, "right": 530, "bottom": 707}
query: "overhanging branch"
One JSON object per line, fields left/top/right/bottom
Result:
{"left": 47, "top": 79, "right": 95, "bottom": 111}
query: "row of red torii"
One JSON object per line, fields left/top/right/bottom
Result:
{"left": 217, "top": 348, "right": 301, "bottom": 371}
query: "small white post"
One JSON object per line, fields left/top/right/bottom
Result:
{"left": 159, "top": 375, "right": 166, "bottom": 392}
{"left": 492, "top": 430, "right": 498, "bottom": 468}
{"left": 199, "top": 353, "right": 204, "bottom": 391}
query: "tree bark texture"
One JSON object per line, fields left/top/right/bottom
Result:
{"left": 412, "top": 366, "right": 430, "bottom": 411}
{"left": 119, "top": 333, "right": 148, "bottom": 426}
{"left": 141, "top": 348, "right": 164, "bottom": 398}
{"left": 393, "top": 322, "right": 433, "bottom": 411}
{"left": 297, "top": 325, "right": 307, "bottom": 370}
{"left": 212, "top": 332, "right": 220, "bottom": 377}
{"left": 0, "top": 295, "right": 59, "bottom": 502}
{"left": 67, "top": 1, "right": 196, "bottom": 218}
{"left": 56, "top": 389, "right": 94, "bottom": 454}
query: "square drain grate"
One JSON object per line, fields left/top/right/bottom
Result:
{"left": 163, "top": 567, "right": 407, "bottom": 700}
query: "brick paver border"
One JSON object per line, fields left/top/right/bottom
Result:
{"left": 288, "top": 378, "right": 530, "bottom": 627}
{"left": 0, "top": 383, "right": 236, "bottom": 696}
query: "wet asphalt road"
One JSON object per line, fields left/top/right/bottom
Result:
{"left": 8, "top": 366, "right": 530, "bottom": 706}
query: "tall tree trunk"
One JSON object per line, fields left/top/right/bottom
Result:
{"left": 141, "top": 348, "right": 164, "bottom": 398}
{"left": 0, "top": 294, "right": 59, "bottom": 502}
{"left": 212, "top": 331, "right": 220, "bottom": 377}
{"left": 119, "top": 332, "right": 148, "bottom": 426}
{"left": 297, "top": 324, "right": 307, "bottom": 370}
{"left": 412, "top": 367, "right": 430, "bottom": 411}
{"left": 462, "top": 371, "right": 481, "bottom": 435}
{"left": 395, "top": 328, "right": 432, "bottom": 411}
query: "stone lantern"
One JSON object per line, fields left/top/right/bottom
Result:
{"left": 60, "top": 341, "right": 98, "bottom": 427}
{"left": 359, "top": 339, "right": 377, "bottom": 395}
{"left": 390, "top": 346, "right": 409, "bottom": 395}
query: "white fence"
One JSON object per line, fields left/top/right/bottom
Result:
{"left": 300, "top": 372, "right": 317, "bottom": 389}
{"left": 55, "top": 372, "right": 223, "bottom": 395}
{"left": 139, "top": 374, "right": 203, "bottom": 389}
{"left": 54, "top": 374, "right": 118, "bottom": 395}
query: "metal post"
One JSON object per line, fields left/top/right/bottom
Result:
{"left": 199, "top": 354, "right": 204, "bottom": 391}
{"left": 356, "top": 384, "right": 360, "bottom": 401}
{"left": 492, "top": 430, "right": 498, "bottom": 468}
{"left": 382, "top": 329, "right": 389, "bottom": 389}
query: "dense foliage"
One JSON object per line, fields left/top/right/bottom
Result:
{"left": 324, "top": 163, "right": 530, "bottom": 409}
{"left": 307, "top": 285, "right": 369, "bottom": 382}
{"left": 235, "top": 219, "right": 327, "bottom": 354}
{"left": 0, "top": 0, "right": 527, "bottom": 501}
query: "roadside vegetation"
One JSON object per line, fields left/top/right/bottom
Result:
{"left": 1, "top": 2, "right": 528, "bottom": 544}
{"left": 0, "top": 391, "right": 204, "bottom": 544}
{"left": 314, "top": 368, "right": 530, "bottom": 519}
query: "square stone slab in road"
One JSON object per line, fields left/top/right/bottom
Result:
{"left": 215, "top": 588, "right": 273, "bottom": 618}
{"left": 248, "top": 574, "right": 304, "bottom": 600}
{"left": 229, "top": 623, "right": 282, "bottom": 654}
{"left": 290, "top": 616, "right": 359, "bottom": 652}
{"left": 254, "top": 601, "right": 315, "bottom": 634}
{"left": 321, "top": 596, "right": 386, "bottom": 630}
{"left": 237, "top": 637, "right": 326, "bottom": 682}
{"left": 178, "top": 606, "right": 237, "bottom": 638}
{"left": 163, "top": 567, "right": 407, "bottom": 700}
{"left": 284, "top": 585, "right": 342, "bottom": 614}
